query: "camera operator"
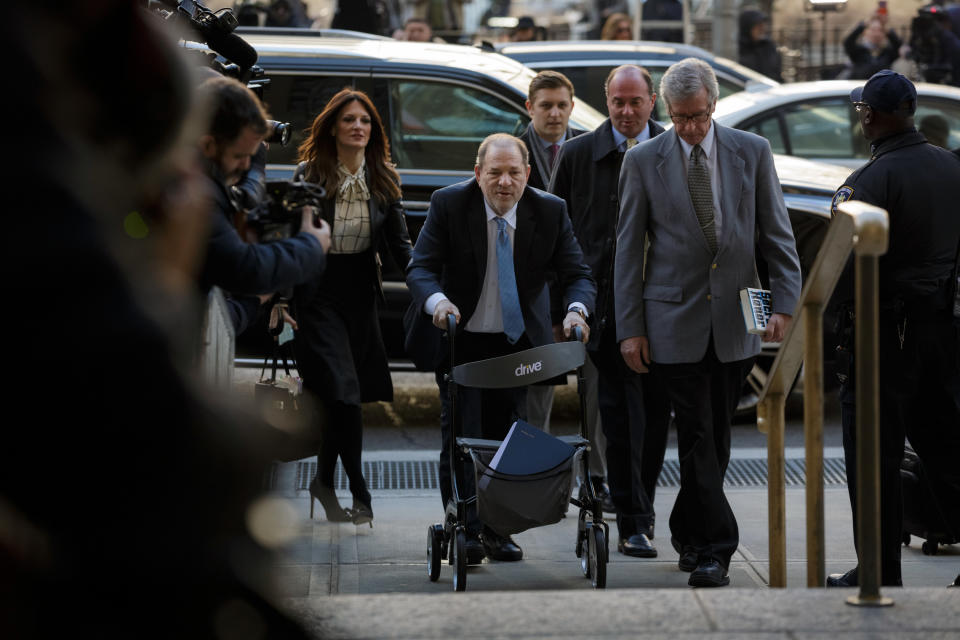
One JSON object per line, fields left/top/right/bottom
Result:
{"left": 906, "top": 5, "right": 960, "bottom": 86}
{"left": 196, "top": 76, "right": 331, "bottom": 333}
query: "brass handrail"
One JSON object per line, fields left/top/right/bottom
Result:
{"left": 756, "top": 201, "right": 889, "bottom": 605}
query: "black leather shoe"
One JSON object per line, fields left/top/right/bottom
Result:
{"left": 671, "top": 536, "right": 699, "bottom": 572}
{"left": 618, "top": 533, "right": 657, "bottom": 558}
{"left": 591, "top": 477, "right": 617, "bottom": 514}
{"left": 688, "top": 559, "right": 730, "bottom": 587}
{"left": 826, "top": 568, "right": 858, "bottom": 587}
{"left": 481, "top": 528, "right": 523, "bottom": 561}
{"left": 464, "top": 533, "right": 485, "bottom": 565}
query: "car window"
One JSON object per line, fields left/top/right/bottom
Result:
{"left": 915, "top": 98, "right": 960, "bottom": 150}
{"left": 744, "top": 116, "right": 787, "bottom": 154}
{"left": 258, "top": 74, "right": 358, "bottom": 166}
{"left": 745, "top": 98, "right": 866, "bottom": 160}
{"left": 388, "top": 79, "right": 529, "bottom": 171}
{"left": 779, "top": 99, "right": 868, "bottom": 160}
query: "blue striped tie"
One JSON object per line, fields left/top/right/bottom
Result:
{"left": 496, "top": 216, "right": 525, "bottom": 344}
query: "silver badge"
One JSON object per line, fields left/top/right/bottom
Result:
{"left": 831, "top": 185, "right": 855, "bottom": 217}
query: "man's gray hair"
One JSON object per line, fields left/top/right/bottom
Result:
{"left": 659, "top": 58, "right": 719, "bottom": 109}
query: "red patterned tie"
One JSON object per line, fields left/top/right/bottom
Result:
{"left": 549, "top": 143, "right": 560, "bottom": 171}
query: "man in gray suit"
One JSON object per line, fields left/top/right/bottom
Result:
{"left": 615, "top": 58, "right": 801, "bottom": 587}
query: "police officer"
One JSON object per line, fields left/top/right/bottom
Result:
{"left": 828, "top": 70, "right": 960, "bottom": 587}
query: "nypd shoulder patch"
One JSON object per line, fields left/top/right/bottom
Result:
{"left": 831, "top": 185, "right": 855, "bottom": 217}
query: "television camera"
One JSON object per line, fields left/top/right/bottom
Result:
{"left": 247, "top": 180, "right": 328, "bottom": 243}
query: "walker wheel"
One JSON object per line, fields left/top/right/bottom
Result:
{"left": 589, "top": 526, "right": 607, "bottom": 589}
{"left": 427, "top": 524, "right": 443, "bottom": 582}
{"left": 579, "top": 518, "right": 591, "bottom": 578}
{"left": 453, "top": 528, "right": 467, "bottom": 591}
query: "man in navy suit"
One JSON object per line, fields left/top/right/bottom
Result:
{"left": 407, "top": 133, "right": 595, "bottom": 563}
{"left": 550, "top": 65, "right": 671, "bottom": 560}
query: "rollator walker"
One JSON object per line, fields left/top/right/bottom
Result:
{"left": 426, "top": 315, "right": 609, "bottom": 591}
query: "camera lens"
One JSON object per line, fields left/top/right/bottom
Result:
{"left": 266, "top": 120, "right": 291, "bottom": 146}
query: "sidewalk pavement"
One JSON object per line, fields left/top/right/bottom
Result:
{"left": 260, "top": 460, "right": 960, "bottom": 639}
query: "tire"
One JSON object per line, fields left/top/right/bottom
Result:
{"left": 453, "top": 529, "right": 467, "bottom": 592}
{"left": 579, "top": 518, "right": 591, "bottom": 579}
{"left": 902, "top": 532, "right": 911, "bottom": 547}
{"left": 922, "top": 540, "right": 938, "bottom": 556}
{"left": 428, "top": 524, "right": 442, "bottom": 582}
{"left": 589, "top": 526, "right": 607, "bottom": 589}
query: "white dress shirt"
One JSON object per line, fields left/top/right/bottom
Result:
{"left": 612, "top": 121, "right": 652, "bottom": 152}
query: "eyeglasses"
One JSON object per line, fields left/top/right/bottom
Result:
{"left": 669, "top": 110, "right": 712, "bottom": 125}
{"left": 853, "top": 101, "right": 872, "bottom": 113}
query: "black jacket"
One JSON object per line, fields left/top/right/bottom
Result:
{"left": 292, "top": 161, "right": 412, "bottom": 301}
{"left": 548, "top": 118, "right": 665, "bottom": 334}
{"left": 198, "top": 172, "right": 326, "bottom": 297}
{"left": 406, "top": 178, "right": 596, "bottom": 349}
{"left": 842, "top": 22, "right": 901, "bottom": 80}
{"left": 832, "top": 129, "right": 960, "bottom": 308}
{"left": 519, "top": 122, "right": 585, "bottom": 192}
{"left": 738, "top": 10, "right": 783, "bottom": 82}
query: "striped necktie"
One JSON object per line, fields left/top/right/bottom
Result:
{"left": 687, "top": 144, "right": 717, "bottom": 253}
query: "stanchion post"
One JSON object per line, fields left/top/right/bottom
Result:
{"left": 804, "top": 303, "right": 825, "bottom": 587}
{"left": 847, "top": 214, "right": 893, "bottom": 608}
{"left": 761, "top": 394, "right": 787, "bottom": 588}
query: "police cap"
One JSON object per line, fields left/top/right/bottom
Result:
{"left": 850, "top": 70, "right": 917, "bottom": 114}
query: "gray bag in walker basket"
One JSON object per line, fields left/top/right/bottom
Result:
{"left": 470, "top": 445, "right": 582, "bottom": 537}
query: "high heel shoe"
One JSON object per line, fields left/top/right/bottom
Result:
{"left": 309, "top": 479, "right": 351, "bottom": 522}
{"left": 348, "top": 502, "right": 373, "bottom": 528}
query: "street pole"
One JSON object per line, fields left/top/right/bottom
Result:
{"left": 713, "top": 0, "right": 737, "bottom": 59}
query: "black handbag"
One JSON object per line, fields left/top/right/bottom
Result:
{"left": 255, "top": 343, "right": 317, "bottom": 462}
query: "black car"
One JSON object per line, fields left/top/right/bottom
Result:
{"left": 494, "top": 39, "right": 778, "bottom": 123}
{"left": 194, "top": 34, "right": 604, "bottom": 359}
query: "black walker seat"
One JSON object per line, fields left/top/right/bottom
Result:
{"left": 426, "top": 315, "right": 609, "bottom": 591}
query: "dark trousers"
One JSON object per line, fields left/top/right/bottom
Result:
{"left": 655, "top": 338, "right": 753, "bottom": 569}
{"left": 315, "top": 401, "right": 371, "bottom": 507}
{"left": 437, "top": 331, "right": 530, "bottom": 533}
{"left": 590, "top": 324, "right": 671, "bottom": 538}
{"left": 840, "top": 311, "right": 960, "bottom": 586}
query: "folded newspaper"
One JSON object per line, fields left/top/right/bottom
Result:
{"left": 740, "top": 287, "right": 772, "bottom": 335}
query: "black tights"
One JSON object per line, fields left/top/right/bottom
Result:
{"left": 316, "top": 401, "right": 371, "bottom": 507}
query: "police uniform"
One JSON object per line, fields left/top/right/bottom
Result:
{"left": 832, "top": 127, "right": 960, "bottom": 586}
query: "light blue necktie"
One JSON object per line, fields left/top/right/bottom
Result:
{"left": 496, "top": 216, "right": 525, "bottom": 344}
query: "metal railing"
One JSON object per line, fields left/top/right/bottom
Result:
{"left": 757, "top": 200, "right": 892, "bottom": 606}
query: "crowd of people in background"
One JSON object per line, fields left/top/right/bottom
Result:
{"left": 234, "top": 0, "right": 960, "bottom": 87}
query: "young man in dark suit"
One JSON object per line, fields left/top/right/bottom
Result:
{"left": 550, "top": 65, "right": 671, "bottom": 560}
{"left": 518, "top": 70, "right": 592, "bottom": 455}
{"left": 519, "top": 70, "right": 583, "bottom": 192}
{"left": 406, "top": 133, "right": 595, "bottom": 562}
